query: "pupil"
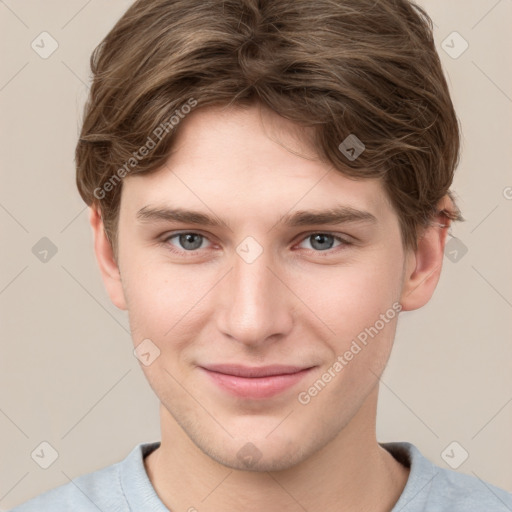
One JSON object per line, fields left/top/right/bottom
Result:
{"left": 181, "top": 233, "right": 201, "bottom": 250}
{"left": 313, "top": 234, "right": 332, "bottom": 251}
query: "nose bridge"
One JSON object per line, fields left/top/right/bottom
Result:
{"left": 217, "top": 242, "right": 293, "bottom": 345}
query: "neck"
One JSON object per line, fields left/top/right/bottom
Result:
{"left": 144, "top": 387, "right": 410, "bottom": 512}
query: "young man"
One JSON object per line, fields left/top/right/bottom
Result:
{"left": 10, "top": 0, "right": 512, "bottom": 510}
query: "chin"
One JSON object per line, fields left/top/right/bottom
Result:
{"left": 205, "top": 440, "right": 310, "bottom": 473}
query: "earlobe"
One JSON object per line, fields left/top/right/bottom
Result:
{"left": 399, "top": 211, "right": 451, "bottom": 312}
{"left": 88, "top": 206, "right": 127, "bottom": 311}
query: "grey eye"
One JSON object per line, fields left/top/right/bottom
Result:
{"left": 300, "top": 234, "right": 340, "bottom": 251}
{"left": 170, "top": 233, "right": 206, "bottom": 251}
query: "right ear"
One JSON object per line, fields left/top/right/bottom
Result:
{"left": 88, "top": 206, "right": 127, "bottom": 311}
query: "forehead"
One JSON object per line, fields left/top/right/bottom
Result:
{"left": 120, "top": 104, "right": 393, "bottom": 224}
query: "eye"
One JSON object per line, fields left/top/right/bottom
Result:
{"left": 163, "top": 232, "right": 211, "bottom": 253}
{"left": 297, "top": 233, "right": 351, "bottom": 252}
{"left": 160, "top": 231, "right": 352, "bottom": 257}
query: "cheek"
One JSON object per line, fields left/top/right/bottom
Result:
{"left": 124, "top": 266, "right": 207, "bottom": 389}
{"left": 333, "top": 257, "right": 403, "bottom": 374}
{"left": 296, "top": 253, "right": 402, "bottom": 333}
{"left": 123, "top": 261, "right": 214, "bottom": 344}
{"left": 123, "top": 241, "right": 403, "bottom": 350}
{"left": 300, "top": 263, "right": 402, "bottom": 407}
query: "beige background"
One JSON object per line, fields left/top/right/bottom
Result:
{"left": 1, "top": 0, "right": 511, "bottom": 509}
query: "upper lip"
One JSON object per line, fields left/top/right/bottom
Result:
{"left": 200, "top": 364, "right": 313, "bottom": 378}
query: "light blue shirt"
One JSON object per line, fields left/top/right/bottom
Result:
{"left": 9, "top": 440, "right": 512, "bottom": 511}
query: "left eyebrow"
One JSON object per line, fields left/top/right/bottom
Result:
{"left": 135, "top": 205, "right": 378, "bottom": 230}
{"left": 280, "top": 206, "right": 378, "bottom": 227}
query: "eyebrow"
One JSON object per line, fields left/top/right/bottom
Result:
{"left": 136, "top": 205, "right": 378, "bottom": 230}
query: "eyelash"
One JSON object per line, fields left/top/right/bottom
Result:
{"left": 160, "top": 231, "right": 353, "bottom": 258}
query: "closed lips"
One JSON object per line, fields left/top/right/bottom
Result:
{"left": 200, "top": 364, "right": 313, "bottom": 378}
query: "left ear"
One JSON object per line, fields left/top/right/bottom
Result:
{"left": 400, "top": 196, "right": 453, "bottom": 311}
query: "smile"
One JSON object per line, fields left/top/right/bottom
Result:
{"left": 198, "top": 364, "right": 315, "bottom": 399}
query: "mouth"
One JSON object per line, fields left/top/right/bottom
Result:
{"left": 198, "top": 364, "right": 316, "bottom": 399}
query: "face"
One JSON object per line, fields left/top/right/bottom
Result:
{"left": 95, "top": 103, "right": 435, "bottom": 472}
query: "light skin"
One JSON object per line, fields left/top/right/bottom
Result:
{"left": 90, "top": 103, "right": 452, "bottom": 511}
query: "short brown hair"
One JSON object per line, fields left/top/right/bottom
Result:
{"left": 76, "top": 0, "right": 463, "bottom": 258}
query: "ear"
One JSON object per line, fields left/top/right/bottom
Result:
{"left": 399, "top": 196, "right": 453, "bottom": 311}
{"left": 89, "top": 206, "right": 127, "bottom": 311}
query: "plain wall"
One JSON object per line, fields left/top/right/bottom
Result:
{"left": 1, "top": 0, "right": 511, "bottom": 509}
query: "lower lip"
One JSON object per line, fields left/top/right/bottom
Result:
{"left": 200, "top": 368, "right": 314, "bottom": 399}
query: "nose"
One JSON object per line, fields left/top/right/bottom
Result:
{"left": 215, "top": 246, "right": 294, "bottom": 348}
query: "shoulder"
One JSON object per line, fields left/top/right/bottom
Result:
{"left": 428, "top": 464, "right": 512, "bottom": 511}
{"left": 8, "top": 448, "right": 133, "bottom": 512}
{"left": 381, "top": 441, "right": 512, "bottom": 512}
